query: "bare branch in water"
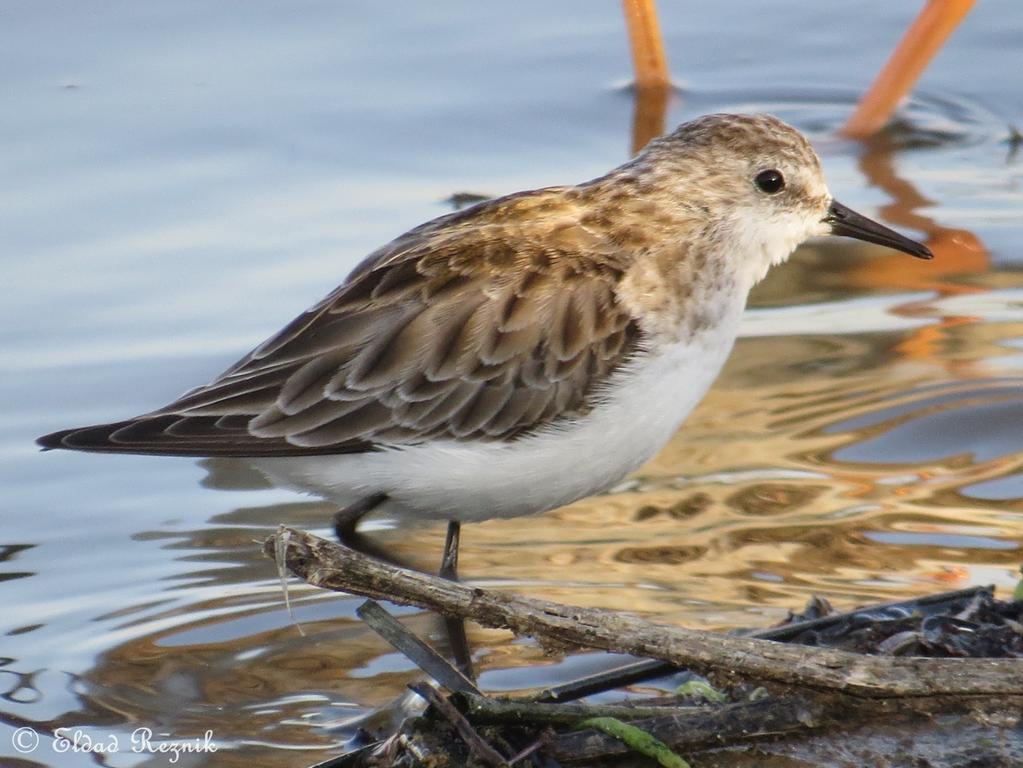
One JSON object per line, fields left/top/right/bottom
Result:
{"left": 264, "top": 526, "right": 1023, "bottom": 698}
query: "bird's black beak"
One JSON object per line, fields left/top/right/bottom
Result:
{"left": 824, "top": 200, "right": 932, "bottom": 259}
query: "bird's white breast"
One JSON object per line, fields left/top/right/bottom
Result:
{"left": 251, "top": 307, "right": 744, "bottom": 523}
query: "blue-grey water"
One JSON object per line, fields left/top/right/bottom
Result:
{"left": 3, "top": 2, "right": 1023, "bottom": 765}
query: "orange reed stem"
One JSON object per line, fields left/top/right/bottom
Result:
{"left": 622, "top": 0, "right": 670, "bottom": 90}
{"left": 842, "top": 0, "right": 975, "bottom": 139}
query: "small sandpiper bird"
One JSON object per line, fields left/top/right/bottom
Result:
{"left": 39, "top": 114, "right": 930, "bottom": 572}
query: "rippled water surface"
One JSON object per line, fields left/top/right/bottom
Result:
{"left": 3, "top": 1, "right": 1023, "bottom": 765}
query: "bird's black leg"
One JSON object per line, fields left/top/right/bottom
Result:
{"left": 439, "top": 520, "right": 474, "bottom": 679}
{"left": 439, "top": 519, "right": 461, "bottom": 581}
{"left": 333, "top": 492, "right": 388, "bottom": 543}
{"left": 336, "top": 504, "right": 476, "bottom": 679}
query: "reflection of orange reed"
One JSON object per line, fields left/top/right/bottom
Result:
{"left": 621, "top": 0, "right": 673, "bottom": 154}
{"left": 838, "top": 2, "right": 985, "bottom": 370}
{"left": 851, "top": 133, "right": 988, "bottom": 369}
{"left": 631, "top": 82, "right": 672, "bottom": 155}
{"left": 853, "top": 133, "right": 988, "bottom": 297}
{"left": 843, "top": 0, "right": 976, "bottom": 138}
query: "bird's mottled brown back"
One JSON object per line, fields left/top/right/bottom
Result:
{"left": 40, "top": 188, "right": 643, "bottom": 455}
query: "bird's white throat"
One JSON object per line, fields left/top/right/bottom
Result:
{"left": 729, "top": 206, "right": 824, "bottom": 289}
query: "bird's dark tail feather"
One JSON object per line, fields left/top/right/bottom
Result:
{"left": 36, "top": 416, "right": 370, "bottom": 457}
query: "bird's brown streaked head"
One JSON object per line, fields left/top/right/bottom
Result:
{"left": 594, "top": 114, "right": 932, "bottom": 341}
{"left": 620, "top": 114, "right": 931, "bottom": 282}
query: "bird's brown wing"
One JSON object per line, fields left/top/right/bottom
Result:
{"left": 38, "top": 192, "right": 641, "bottom": 456}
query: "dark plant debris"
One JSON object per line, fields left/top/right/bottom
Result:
{"left": 778, "top": 586, "right": 1023, "bottom": 658}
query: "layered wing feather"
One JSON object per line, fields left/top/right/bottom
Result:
{"left": 38, "top": 190, "right": 641, "bottom": 456}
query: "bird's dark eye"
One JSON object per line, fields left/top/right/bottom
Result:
{"left": 755, "top": 169, "right": 785, "bottom": 194}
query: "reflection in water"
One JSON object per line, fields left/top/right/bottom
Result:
{"left": 851, "top": 130, "right": 989, "bottom": 298}
{"left": 630, "top": 82, "right": 674, "bottom": 155}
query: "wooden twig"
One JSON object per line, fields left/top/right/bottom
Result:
{"left": 357, "top": 599, "right": 480, "bottom": 695}
{"left": 552, "top": 692, "right": 1023, "bottom": 763}
{"left": 532, "top": 585, "right": 993, "bottom": 702}
{"left": 264, "top": 527, "right": 1023, "bottom": 698}
{"left": 552, "top": 696, "right": 834, "bottom": 761}
{"left": 532, "top": 657, "right": 672, "bottom": 703}
{"left": 409, "top": 683, "right": 508, "bottom": 767}
{"left": 458, "top": 691, "right": 700, "bottom": 726}
{"left": 503, "top": 736, "right": 549, "bottom": 766}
